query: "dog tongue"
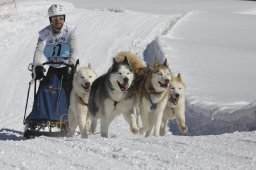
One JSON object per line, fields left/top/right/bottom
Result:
{"left": 118, "top": 81, "right": 129, "bottom": 91}
{"left": 169, "top": 96, "right": 178, "bottom": 105}
{"left": 161, "top": 84, "right": 167, "bottom": 88}
{"left": 122, "top": 83, "right": 128, "bottom": 90}
{"left": 159, "top": 81, "right": 168, "bottom": 88}
{"left": 81, "top": 84, "right": 90, "bottom": 92}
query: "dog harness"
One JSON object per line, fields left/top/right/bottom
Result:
{"left": 148, "top": 91, "right": 169, "bottom": 110}
{"left": 79, "top": 97, "right": 88, "bottom": 106}
{"left": 148, "top": 95, "right": 157, "bottom": 110}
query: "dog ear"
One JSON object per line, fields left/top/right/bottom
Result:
{"left": 123, "top": 56, "right": 129, "bottom": 65}
{"left": 177, "top": 73, "right": 182, "bottom": 81}
{"left": 111, "top": 58, "right": 119, "bottom": 72}
{"left": 113, "top": 57, "right": 118, "bottom": 65}
{"left": 74, "top": 59, "right": 80, "bottom": 72}
{"left": 163, "top": 58, "right": 168, "bottom": 66}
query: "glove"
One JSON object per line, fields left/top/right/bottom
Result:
{"left": 32, "top": 65, "right": 45, "bottom": 80}
{"left": 62, "top": 65, "right": 75, "bottom": 80}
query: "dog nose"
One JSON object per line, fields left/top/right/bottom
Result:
{"left": 124, "top": 77, "right": 129, "bottom": 83}
{"left": 165, "top": 79, "right": 170, "bottom": 84}
{"left": 175, "top": 93, "right": 180, "bottom": 98}
{"left": 85, "top": 82, "right": 90, "bottom": 86}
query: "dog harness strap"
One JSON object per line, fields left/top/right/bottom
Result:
{"left": 148, "top": 95, "right": 157, "bottom": 110}
{"left": 79, "top": 97, "right": 88, "bottom": 106}
{"left": 114, "top": 101, "right": 118, "bottom": 107}
{"left": 172, "top": 108, "right": 175, "bottom": 115}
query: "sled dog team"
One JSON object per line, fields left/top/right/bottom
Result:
{"left": 68, "top": 51, "right": 188, "bottom": 138}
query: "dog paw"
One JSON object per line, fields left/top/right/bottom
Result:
{"left": 81, "top": 135, "right": 88, "bottom": 139}
{"left": 153, "top": 132, "right": 160, "bottom": 137}
{"left": 67, "top": 130, "right": 75, "bottom": 137}
{"left": 180, "top": 125, "right": 188, "bottom": 133}
{"left": 131, "top": 127, "right": 139, "bottom": 134}
{"left": 81, "top": 132, "right": 88, "bottom": 139}
{"left": 159, "top": 129, "right": 166, "bottom": 136}
{"left": 139, "top": 128, "right": 145, "bottom": 135}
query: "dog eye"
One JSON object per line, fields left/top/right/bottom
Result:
{"left": 158, "top": 72, "right": 163, "bottom": 76}
{"left": 89, "top": 76, "right": 92, "bottom": 78}
{"left": 179, "top": 88, "right": 182, "bottom": 90}
{"left": 80, "top": 76, "right": 84, "bottom": 79}
{"left": 171, "top": 87, "right": 174, "bottom": 90}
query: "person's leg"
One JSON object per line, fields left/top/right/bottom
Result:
{"left": 59, "top": 66, "right": 74, "bottom": 106}
{"left": 62, "top": 78, "right": 73, "bottom": 105}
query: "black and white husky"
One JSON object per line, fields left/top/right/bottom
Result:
{"left": 88, "top": 56, "right": 138, "bottom": 138}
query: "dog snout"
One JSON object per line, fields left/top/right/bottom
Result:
{"left": 165, "top": 79, "right": 170, "bottom": 84}
{"left": 123, "top": 77, "right": 129, "bottom": 83}
{"left": 85, "top": 82, "right": 90, "bottom": 86}
{"left": 175, "top": 93, "right": 180, "bottom": 98}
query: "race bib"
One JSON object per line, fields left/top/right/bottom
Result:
{"left": 43, "top": 43, "right": 70, "bottom": 61}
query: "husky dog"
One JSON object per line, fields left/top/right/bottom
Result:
{"left": 68, "top": 64, "right": 97, "bottom": 138}
{"left": 88, "top": 55, "right": 140, "bottom": 138}
{"left": 160, "top": 73, "right": 188, "bottom": 136}
{"left": 134, "top": 59, "right": 171, "bottom": 137}
{"left": 114, "top": 51, "right": 145, "bottom": 74}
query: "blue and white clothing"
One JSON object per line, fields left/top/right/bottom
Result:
{"left": 33, "top": 23, "right": 77, "bottom": 67}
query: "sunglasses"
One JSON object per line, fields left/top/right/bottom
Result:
{"left": 51, "top": 15, "right": 65, "bottom": 21}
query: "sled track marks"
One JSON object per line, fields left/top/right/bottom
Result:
{"left": 160, "top": 13, "right": 188, "bottom": 36}
{"left": 131, "top": 12, "right": 189, "bottom": 57}
{"left": 141, "top": 12, "right": 190, "bottom": 68}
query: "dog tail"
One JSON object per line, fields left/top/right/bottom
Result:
{"left": 114, "top": 51, "right": 145, "bottom": 74}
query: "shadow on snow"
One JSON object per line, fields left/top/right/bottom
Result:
{"left": 0, "top": 128, "right": 26, "bottom": 141}
{"left": 169, "top": 100, "right": 256, "bottom": 136}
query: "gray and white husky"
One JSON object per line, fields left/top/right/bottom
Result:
{"left": 88, "top": 56, "right": 138, "bottom": 138}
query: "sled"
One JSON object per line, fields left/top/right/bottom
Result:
{"left": 23, "top": 61, "right": 73, "bottom": 139}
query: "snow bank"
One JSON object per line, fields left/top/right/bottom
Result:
{"left": 143, "top": 39, "right": 165, "bottom": 66}
{"left": 143, "top": 11, "right": 256, "bottom": 135}
{"left": 0, "top": 0, "right": 17, "bottom": 19}
{"left": 169, "top": 99, "right": 256, "bottom": 136}
{"left": 144, "top": 37, "right": 256, "bottom": 136}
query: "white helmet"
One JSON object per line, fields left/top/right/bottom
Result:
{"left": 48, "top": 4, "right": 65, "bottom": 17}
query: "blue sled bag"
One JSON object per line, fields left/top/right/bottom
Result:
{"left": 27, "top": 75, "right": 68, "bottom": 122}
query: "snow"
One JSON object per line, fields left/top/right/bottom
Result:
{"left": 0, "top": 0, "right": 256, "bottom": 169}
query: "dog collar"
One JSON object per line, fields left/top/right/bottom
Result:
{"left": 148, "top": 95, "right": 157, "bottom": 110}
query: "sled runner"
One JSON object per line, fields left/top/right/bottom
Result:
{"left": 23, "top": 61, "right": 73, "bottom": 139}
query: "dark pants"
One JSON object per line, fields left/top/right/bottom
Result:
{"left": 42, "top": 66, "right": 74, "bottom": 105}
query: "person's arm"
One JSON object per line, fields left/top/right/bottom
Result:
{"left": 33, "top": 37, "right": 46, "bottom": 65}
{"left": 68, "top": 28, "right": 78, "bottom": 65}
{"left": 32, "top": 37, "right": 46, "bottom": 80}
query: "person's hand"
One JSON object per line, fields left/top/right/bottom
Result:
{"left": 63, "top": 65, "right": 74, "bottom": 80}
{"left": 32, "top": 65, "right": 46, "bottom": 80}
